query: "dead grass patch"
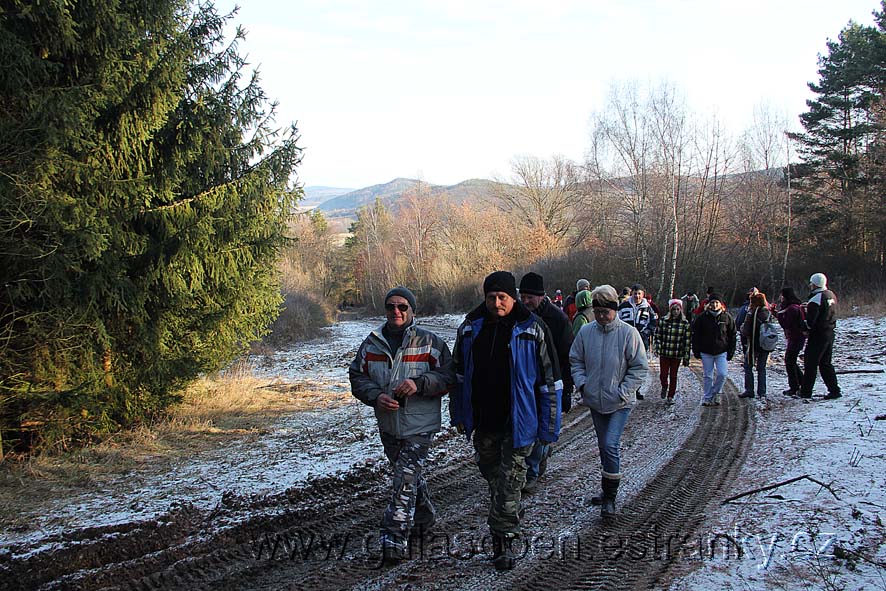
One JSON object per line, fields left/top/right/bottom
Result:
{"left": 839, "top": 291, "right": 886, "bottom": 319}
{"left": 0, "top": 358, "right": 347, "bottom": 522}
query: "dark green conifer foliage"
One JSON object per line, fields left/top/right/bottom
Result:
{"left": 0, "top": 0, "right": 302, "bottom": 450}
{"left": 788, "top": 2, "right": 886, "bottom": 264}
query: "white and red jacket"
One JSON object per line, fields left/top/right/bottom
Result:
{"left": 349, "top": 321, "right": 454, "bottom": 438}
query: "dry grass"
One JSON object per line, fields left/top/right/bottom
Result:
{"left": 839, "top": 290, "right": 886, "bottom": 319}
{"left": 0, "top": 358, "right": 332, "bottom": 498}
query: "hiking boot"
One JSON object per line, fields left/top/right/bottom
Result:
{"left": 666, "top": 397, "right": 675, "bottom": 405}
{"left": 797, "top": 392, "right": 812, "bottom": 399}
{"left": 701, "top": 400, "right": 715, "bottom": 407}
{"left": 738, "top": 391, "right": 755, "bottom": 399}
{"left": 660, "top": 387, "right": 667, "bottom": 399}
{"left": 713, "top": 392, "right": 722, "bottom": 405}
{"left": 636, "top": 389, "right": 645, "bottom": 401}
{"left": 522, "top": 476, "right": 539, "bottom": 494}
{"left": 823, "top": 391, "right": 842, "bottom": 400}
{"left": 782, "top": 389, "right": 798, "bottom": 397}
{"left": 380, "top": 535, "right": 408, "bottom": 564}
{"left": 491, "top": 534, "right": 517, "bottom": 571}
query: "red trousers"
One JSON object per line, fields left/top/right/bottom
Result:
{"left": 659, "top": 356, "right": 681, "bottom": 398}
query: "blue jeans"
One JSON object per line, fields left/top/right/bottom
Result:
{"left": 743, "top": 349, "right": 770, "bottom": 396}
{"left": 701, "top": 352, "right": 728, "bottom": 402}
{"left": 589, "top": 408, "right": 631, "bottom": 476}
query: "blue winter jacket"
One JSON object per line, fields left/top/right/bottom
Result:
{"left": 450, "top": 302, "right": 562, "bottom": 448}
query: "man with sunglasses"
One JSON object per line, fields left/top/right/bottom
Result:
{"left": 349, "top": 286, "right": 455, "bottom": 564}
{"left": 450, "top": 271, "right": 562, "bottom": 571}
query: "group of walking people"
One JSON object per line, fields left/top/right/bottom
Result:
{"left": 348, "top": 271, "right": 842, "bottom": 571}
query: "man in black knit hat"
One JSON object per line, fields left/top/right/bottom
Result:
{"left": 518, "top": 271, "right": 570, "bottom": 493}
{"left": 450, "top": 271, "right": 561, "bottom": 571}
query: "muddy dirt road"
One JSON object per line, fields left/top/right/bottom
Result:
{"left": 1, "top": 348, "right": 753, "bottom": 591}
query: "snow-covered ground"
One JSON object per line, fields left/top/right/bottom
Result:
{"left": 667, "top": 316, "right": 886, "bottom": 590}
{"left": 1, "top": 313, "right": 884, "bottom": 589}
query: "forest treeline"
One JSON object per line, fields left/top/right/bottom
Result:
{"left": 2, "top": 1, "right": 885, "bottom": 452}
{"left": 299, "top": 3, "right": 886, "bottom": 316}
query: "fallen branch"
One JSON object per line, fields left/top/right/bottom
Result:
{"left": 834, "top": 368, "right": 885, "bottom": 374}
{"left": 875, "top": 414, "right": 886, "bottom": 421}
{"left": 721, "top": 474, "right": 840, "bottom": 504}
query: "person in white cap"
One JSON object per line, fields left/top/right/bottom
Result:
{"left": 798, "top": 273, "right": 841, "bottom": 400}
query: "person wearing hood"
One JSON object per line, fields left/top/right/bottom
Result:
{"left": 571, "top": 289, "right": 594, "bottom": 336}
{"left": 349, "top": 287, "right": 455, "bottom": 563}
{"left": 565, "top": 278, "right": 591, "bottom": 322}
{"left": 450, "top": 271, "right": 562, "bottom": 571}
{"left": 799, "top": 273, "right": 841, "bottom": 400}
{"left": 691, "top": 293, "right": 736, "bottom": 407}
{"left": 776, "top": 286, "right": 806, "bottom": 396}
{"left": 570, "top": 285, "right": 648, "bottom": 518}
{"left": 654, "top": 299, "right": 692, "bottom": 404}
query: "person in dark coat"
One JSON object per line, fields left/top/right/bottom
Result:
{"left": 776, "top": 286, "right": 806, "bottom": 396}
{"left": 799, "top": 273, "right": 841, "bottom": 400}
{"left": 691, "top": 293, "right": 736, "bottom": 406}
{"left": 518, "top": 272, "right": 573, "bottom": 492}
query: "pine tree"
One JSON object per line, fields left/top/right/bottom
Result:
{"left": 789, "top": 2, "right": 886, "bottom": 265}
{"left": 0, "top": 0, "right": 302, "bottom": 450}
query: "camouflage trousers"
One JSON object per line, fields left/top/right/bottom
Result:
{"left": 473, "top": 430, "right": 532, "bottom": 537}
{"left": 379, "top": 431, "right": 435, "bottom": 543}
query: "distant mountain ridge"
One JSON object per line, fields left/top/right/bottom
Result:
{"left": 316, "top": 177, "right": 504, "bottom": 215}
{"left": 301, "top": 186, "right": 355, "bottom": 207}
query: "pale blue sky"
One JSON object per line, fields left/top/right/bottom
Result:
{"left": 216, "top": 1, "right": 882, "bottom": 188}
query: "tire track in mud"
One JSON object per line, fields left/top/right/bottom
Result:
{"left": 1, "top": 364, "right": 752, "bottom": 591}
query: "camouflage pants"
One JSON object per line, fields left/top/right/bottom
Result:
{"left": 379, "top": 431, "right": 435, "bottom": 543}
{"left": 473, "top": 430, "right": 532, "bottom": 537}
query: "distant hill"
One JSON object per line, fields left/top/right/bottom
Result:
{"left": 316, "top": 177, "right": 504, "bottom": 216}
{"left": 301, "top": 186, "right": 355, "bottom": 208}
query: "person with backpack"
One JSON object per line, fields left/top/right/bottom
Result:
{"left": 775, "top": 287, "right": 806, "bottom": 397}
{"left": 739, "top": 292, "right": 774, "bottom": 399}
{"left": 654, "top": 299, "right": 692, "bottom": 404}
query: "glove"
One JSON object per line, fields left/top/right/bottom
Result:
{"left": 682, "top": 359, "right": 689, "bottom": 367}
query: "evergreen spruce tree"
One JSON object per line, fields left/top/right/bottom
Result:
{"left": 0, "top": 0, "right": 302, "bottom": 450}
{"left": 789, "top": 2, "right": 886, "bottom": 265}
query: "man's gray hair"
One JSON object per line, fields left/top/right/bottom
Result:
{"left": 576, "top": 278, "right": 591, "bottom": 291}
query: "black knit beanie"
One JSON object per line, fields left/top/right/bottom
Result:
{"left": 519, "top": 272, "right": 545, "bottom": 296}
{"left": 483, "top": 271, "right": 518, "bottom": 300}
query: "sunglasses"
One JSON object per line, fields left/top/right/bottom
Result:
{"left": 385, "top": 303, "right": 410, "bottom": 312}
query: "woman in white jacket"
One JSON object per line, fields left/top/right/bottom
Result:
{"left": 569, "top": 284, "right": 648, "bottom": 518}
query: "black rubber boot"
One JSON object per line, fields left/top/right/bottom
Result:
{"left": 600, "top": 476, "right": 620, "bottom": 519}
